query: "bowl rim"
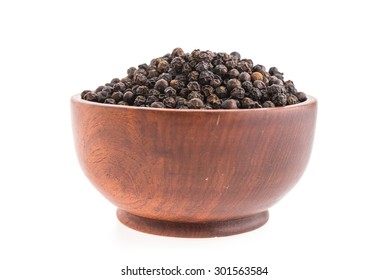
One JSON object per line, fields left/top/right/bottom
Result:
{"left": 71, "top": 94, "right": 316, "bottom": 113}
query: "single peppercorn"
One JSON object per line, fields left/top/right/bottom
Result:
{"left": 187, "top": 91, "right": 204, "bottom": 101}
{"left": 123, "top": 91, "right": 135, "bottom": 104}
{"left": 158, "top": 73, "right": 172, "bottom": 83}
{"left": 85, "top": 91, "right": 98, "bottom": 101}
{"left": 163, "top": 97, "right": 177, "bottom": 108}
{"left": 97, "top": 91, "right": 110, "bottom": 103}
{"left": 230, "top": 51, "right": 241, "bottom": 60}
{"left": 287, "top": 94, "right": 299, "bottom": 105}
{"left": 154, "top": 79, "right": 169, "bottom": 92}
{"left": 198, "top": 71, "right": 213, "bottom": 85}
{"left": 239, "top": 72, "right": 251, "bottom": 82}
{"left": 104, "top": 98, "right": 115, "bottom": 104}
{"left": 164, "top": 86, "right": 177, "bottom": 97}
{"left": 202, "top": 85, "right": 215, "bottom": 97}
{"left": 227, "top": 69, "right": 239, "bottom": 79}
{"left": 226, "top": 79, "right": 242, "bottom": 91}
{"left": 240, "top": 97, "right": 257, "bottom": 109}
{"left": 294, "top": 92, "right": 307, "bottom": 102}
{"left": 248, "top": 87, "right": 262, "bottom": 101}
{"left": 146, "top": 95, "right": 159, "bottom": 106}
{"left": 171, "top": 47, "right": 185, "bottom": 58}
{"left": 210, "top": 77, "right": 222, "bottom": 88}
{"left": 267, "top": 84, "right": 286, "bottom": 96}
{"left": 268, "top": 76, "right": 283, "bottom": 86}
{"left": 117, "top": 101, "right": 128, "bottom": 106}
{"left": 133, "top": 73, "right": 147, "bottom": 85}
{"left": 272, "top": 93, "right": 287, "bottom": 106}
{"left": 230, "top": 87, "right": 245, "bottom": 99}
{"left": 221, "top": 99, "right": 238, "bottom": 109}
{"left": 151, "top": 101, "right": 165, "bottom": 108}
{"left": 251, "top": 72, "right": 263, "bottom": 81}
{"left": 134, "top": 95, "right": 146, "bottom": 106}
{"left": 187, "top": 81, "right": 201, "bottom": 91}
{"left": 188, "top": 71, "right": 199, "bottom": 81}
{"left": 111, "top": 91, "right": 124, "bottom": 103}
{"left": 262, "top": 100, "right": 275, "bottom": 108}
{"left": 157, "top": 60, "right": 170, "bottom": 73}
{"left": 213, "top": 64, "right": 228, "bottom": 77}
{"left": 135, "top": 86, "right": 149, "bottom": 96}
{"left": 241, "top": 81, "right": 253, "bottom": 93}
{"left": 188, "top": 98, "right": 204, "bottom": 109}
{"left": 215, "top": 86, "right": 228, "bottom": 99}
{"left": 207, "top": 94, "right": 222, "bottom": 109}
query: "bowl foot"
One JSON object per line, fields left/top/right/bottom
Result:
{"left": 116, "top": 209, "right": 269, "bottom": 238}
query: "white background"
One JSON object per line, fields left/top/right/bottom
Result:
{"left": 1, "top": 0, "right": 388, "bottom": 279}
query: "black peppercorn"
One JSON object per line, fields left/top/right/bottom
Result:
{"left": 262, "top": 100, "right": 275, "bottom": 108}
{"left": 135, "top": 86, "right": 149, "bottom": 96}
{"left": 171, "top": 57, "right": 185, "bottom": 72}
{"left": 187, "top": 81, "right": 201, "bottom": 91}
{"left": 164, "top": 86, "right": 177, "bottom": 97}
{"left": 210, "top": 77, "right": 222, "bottom": 88}
{"left": 240, "top": 97, "right": 257, "bottom": 109}
{"left": 202, "top": 85, "right": 215, "bottom": 97}
{"left": 163, "top": 96, "right": 176, "bottom": 108}
{"left": 117, "top": 101, "right": 128, "bottom": 106}
{"left": 198, "top": 71, "right": 213, "bottom": 85}
{"left": 272, "top": 93, "right": 287, "bottom": 106}
{"left": 294, "top": 92, "right": 307, "bottom": 102}
{"left": 127, "top": 67, "right": 137, "bottom": 78}
{"left": 188, "top": 98, "right": 204, "bottom": 109}
{"left": 171, "top": 47, "right": 185, "bottom": 58}
{"left": 104, "top": 98, "right": 116, "bottom": 104}
{"left": 134, "top": 95, "right": 146, "bottom": 106}
{"left": 158, "top": 73, "right": 172, "bottom": 83}
{"left": 236, "top": 61, "right": 251, "bottom": 73}
{"left": 207, "top": 94, "right": 222, "bottom": 109}
{"left": 133, "top": 73, "right": 147, "bottom": 85}
{"left": 81, "top": 90, "right": 91, "bottom": 99}
{"left": 230, "top": 87, "right": 245, "bottom": 99}
{"left": 248, "top": 87, "right": 262, "bottom": 101}
{"left": 287, "top": 94, "right": 299, "bottom": 105}
{"left": 111, "top": 91, "right": 124, "bottom": 103}
{"left": 268, "top": 76, "right": 283, "bottom": 86}
{"left": 227, "top": 69, "right": 239, "bottom": 79}
{"left": 188, "top": 71, "right": 199, "bottom": 81}
{"left": 267, "top": 84, "right": 286, "bottom": 96}
{"left": 213, "top": 64, "right": 228, "bottom": 77}
{"left": 241, "top": 81, "right": 253, "bottom": 93}
{"left": 151, "top": 101, "right": 165, "bottom": 108}
{"left": 230, "top": 51, "right": 241, "bottom": 60}
{"left": 221, "top": 99, "right": 238, "bottom": 109}
{"left": 146, "top": 95, "right": 159, "bottom": 106}
{"left": 85, "top": 91, "right": 98, "bottom": 101}
{"left": 123, "top": 91, "right": 135, "bottom": 104}
{"left": 238, "top": 72, "right": 251, "bottom": 83}
{"left": 97, "top": 91, "right": 110, "bottom": 103}
{"left": 154, "top": 79, "right": 169, "bottom": 92}
{"left": 215, "top": 86, "right": 228, "bottom": 99}
{"left": 157, "top": 60, "right": 170, "bottom": 73}
{"left": 187, "top": 91, "right": 204, "bottom": 101}
{"left": 226, "top": 79, "right": 242, "bottom": 91}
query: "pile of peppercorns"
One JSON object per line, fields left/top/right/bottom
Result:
{"left": 81, "top": 48, "right": 307, "bottom": 109}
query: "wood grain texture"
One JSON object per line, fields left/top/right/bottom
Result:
{"left": 71, "top": 95, "right": 317, "bottom": 237}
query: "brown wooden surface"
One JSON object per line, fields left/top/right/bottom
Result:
{"left": 71, "top": 95, "right": 317, "bottom": 237}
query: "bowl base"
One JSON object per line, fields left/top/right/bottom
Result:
{"left": 116, "top": 209, "right": 269, "bottom": 238}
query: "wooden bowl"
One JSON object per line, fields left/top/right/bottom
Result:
{"left": 71, "top": 95, "right": 317, "bottom": 237}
